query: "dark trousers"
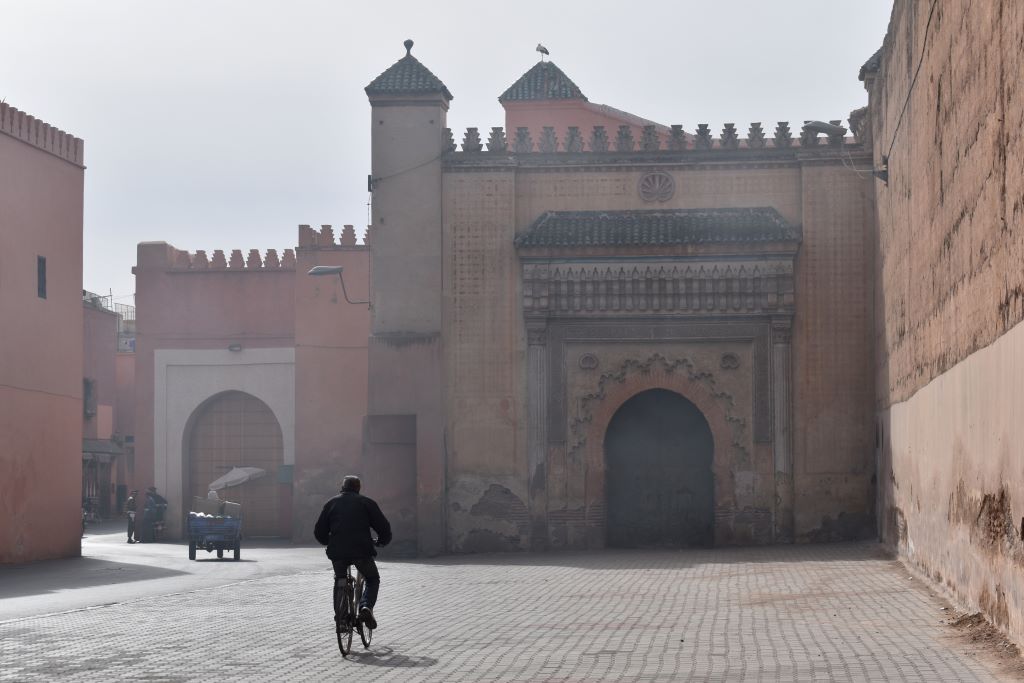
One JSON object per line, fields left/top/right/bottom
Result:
{"left": 331, "top": 558, "right": 380, "bottom": 610}
{"left": 127, "top": 514, "right": 136, "bottom": 541}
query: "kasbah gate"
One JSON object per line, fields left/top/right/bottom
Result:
{"left": 4, "top": 0, "right": 1024, "bottom": 655}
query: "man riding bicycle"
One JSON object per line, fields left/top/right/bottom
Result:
{"left": 314, "top": 476, "right": 392, "bottom": 629}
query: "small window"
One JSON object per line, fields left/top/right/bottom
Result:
{"left": 83, "top": 378, "right": 97, "bottom": 418}
{"left": 37, "top": 256, "right": 46, "bottom": 299}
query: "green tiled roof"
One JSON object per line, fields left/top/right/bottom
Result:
{"left": 499, "top": 61, "right": 586, "bottom": 102}
{"left": 515, "top": 208, "right": 798, "bottom": 248}
{"left": 366, "top": 42, "right": 453, "bottom": 100}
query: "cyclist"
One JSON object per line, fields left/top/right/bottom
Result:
{"left": 314, "top": 475, "right": 392, "bottom": 629}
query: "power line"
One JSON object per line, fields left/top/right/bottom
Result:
{"left": 885, "top": 0, "right": 939, "bottom": 161}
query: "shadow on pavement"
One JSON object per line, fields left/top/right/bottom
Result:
{"left": 346, "top": 645, "right": 437, "bottom": 668}
{"left": 0, "top": 557, "right": 187, "bottom": 599}
{"left": 379, "top": 540, "right": 894, "bottom": 572}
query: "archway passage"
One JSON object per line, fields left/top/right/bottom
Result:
{"left": 604, "top": 388, "right": 714, "bottom": 548}
{"left": 187, "top": 391, "right": 285, "bottom": 537}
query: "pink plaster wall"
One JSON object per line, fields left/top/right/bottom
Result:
{"left": 293, "top": 234, "right": 370, "bottom": 540}
{"left": 0, "top": 107, "right": 84, "bottom": 563}
{"left": 83, "top": 304, "right": 118, "bottom": 440}
{"left": 133, "top": 242, "right": 296, "bottom": 505}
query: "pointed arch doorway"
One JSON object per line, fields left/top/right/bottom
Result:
{"left": 604, "top": 388, "right": 714, "bottom": 548}
{"left": 186, "top": 391, "right": 286, "bottom": 537}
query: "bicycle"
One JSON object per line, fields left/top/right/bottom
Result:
{"left": 333, "top": 564, "right": 373, "bottom": 656}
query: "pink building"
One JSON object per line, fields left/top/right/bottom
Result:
{"left": 132, "top": 225, "right": 369, "bottom": 540}
{"left": 0, "top": 102, "right": 85, "bottom": 563}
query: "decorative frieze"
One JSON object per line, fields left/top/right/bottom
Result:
{"left": 641, "top": 125, "right": 660, "bottom": 151}
{"left": 590, "top": 126, "right": 609, "bottom": 152}
{"left": 462, "top": 127, "right": 483, "bottom": 152}
{"left": 667, "top": 125, "right": 687, "bottom": 151}
{"left": 564, "top": 126, "right": 584, "bottom": 152}
{"left": 694, "top": 124, "right": 713, "bottom": 150}
{"left": 514, "top": 127, "right": 533, "bottom": 153}
{"left": 614, "top": 125, "right": 634, "bottom": 152}
{"left": 773, "top": 122, "right": 793, "bottom": 147}
{"left": 720, "top": 123, "right": 739, "bottom": 149}
{"left": 521, "top": 260, "right": 797, "bottom": 317}
{"left": 538, "top": 126, "right": 558, "bottom": 153}
{"left": 747, "top": 122, "right": 766, "bottom": 149}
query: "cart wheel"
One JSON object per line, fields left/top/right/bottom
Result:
{"left": 216, "top": 548, "right": 224, "bottom": 559}
{"left": 188, "top": 541, "right": 196, "bottom": 560}
{"left": 233, "top": 540, "right": 240, "bottom": 561}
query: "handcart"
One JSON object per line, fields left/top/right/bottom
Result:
{"left": 187, "top": 497, "right": 242, "bottom": 561}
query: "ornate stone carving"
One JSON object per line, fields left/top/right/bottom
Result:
{"left": 827, "top": 119, "right": 846, "bottom": 147}
{"left": 486, "top": 127, "right": 507, "bottom": 152}
{"left": 720, "top": 352, "right": 740, "bottom": 369}
{"left": 667, "top": 125, "right": 687, "bottom": 151}
{"left": 638, "top": 172, "right": 675, "bottom": 203}
{"left": 720, "top": 123, "right": 739, "bottom": 149}
{"left": 514, "top": 127, "right": 533, "bottom": 153}
{"left": 567, "top": 353, "right": 748, "bottom": 461}
{"left": 590, "top": 126, "right": 609, "bottom": 152}
{"left": 443, "top": 127, "right": 457, "bottom": 153}
{"left": 539, "top": 126, "right": 558, "bottom": 153}
{"left": 615, "top": 125, "right": 634, "bottom": 152}
{"left": 526, "top": 325, "right": 547, "bottom": 345}
{"left": 641, "top": 125, "right": 660, "bottom": 151}
{"left": 578, "top": 353, "right": 599, "bottom": 370}
{"left": 747, "top": 123, "right": 766, "bottom": 149}
{"left": 773, "top": 122, "right": 793, "bottom": 148}
{"left": 799, "top": 124, "right": 819, "bottom": 147}
{"left": 694, "top": 124, "right": 713, "bottom": 150}
{"left": 462, "top": 127, "right": 483, "bottom": 152}
{"left": 564, "top": 126, "right": 583, "bottom": 152}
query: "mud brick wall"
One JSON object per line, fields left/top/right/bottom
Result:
{"left": 869, "top": 0, "right": 1024, "bottom": 647}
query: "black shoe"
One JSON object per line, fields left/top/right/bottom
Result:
{"left": 127, "top": 539, "right": 135, "bottom": 544}
{"left": 359, "top": 606, "right": 377, "bottom": 630}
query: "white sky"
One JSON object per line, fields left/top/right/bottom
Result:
{"left": 1, "top": 1, "right": 893, "bottom": 302}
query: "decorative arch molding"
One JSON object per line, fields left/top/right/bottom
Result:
{"left": 571, "top": 354, "right": 747, "bottom": 540}
{"left": 152, "top": 348, "right": 295, "bottom": 538}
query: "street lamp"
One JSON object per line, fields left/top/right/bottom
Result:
{"left": 307, "top": 265, "right": 370, "bottom": 306}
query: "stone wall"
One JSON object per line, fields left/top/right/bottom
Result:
{"left": 869, "top": 0, "right": 1024, "bottom": 647}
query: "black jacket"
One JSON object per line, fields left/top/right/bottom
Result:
{"left": 314, "top": 491, "right": 392, "bottom": 560}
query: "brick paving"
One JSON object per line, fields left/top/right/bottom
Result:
{"left": 0, "top": 543, "right": 1009, "bottom": 682}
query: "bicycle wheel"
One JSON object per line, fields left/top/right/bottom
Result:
{"left": 334, "top": 577, "right": 353, "bottom": 656}
{"left": 355, "top": 574, "right": 373, "bottom": 648}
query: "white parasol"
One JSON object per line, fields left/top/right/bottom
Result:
{"left": 208, "top": 466, "right": 266, "bottom": 491}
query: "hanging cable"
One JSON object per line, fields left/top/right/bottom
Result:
{"left": 885, "top": 0, "right": 939, "bottom": 161}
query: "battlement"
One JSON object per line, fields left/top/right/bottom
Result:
{"left": 443, "top": 119, "right": 868, "bottom": 155}
{"left": 0, "top": 102, "right": 84, "bottom": 167}
{"left": 297, "top": 224, "right": 372, "bottom": 248}
{"left": 167, "top": 247, "right": 296, "bottom": 271}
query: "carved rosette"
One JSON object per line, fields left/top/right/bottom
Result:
{"left": 578, "top": 353, "right": 599, "bottom": 370}
{"left": 638, "top": 172, "right": 675, "bottom": 203}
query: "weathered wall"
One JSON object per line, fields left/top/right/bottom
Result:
{"left": 293, "top": 226, "right": 369, "bottom": 541}
{"left": 869, "top": 0, "right": 1024, "bottom": 646}
{"left": 442, "top": 150, "right": 875, "bottom": 550}
{"left": 793, "top": 164, "right": 876, "bottom": 541}
{"left": 0, "top": 104, "right": 84, "bottom": 562}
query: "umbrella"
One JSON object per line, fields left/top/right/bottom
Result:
{"left": 208, "top": 467, "right": 266, "bottom": 491}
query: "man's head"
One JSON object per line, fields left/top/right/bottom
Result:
{"left": 341, "top": 475, "right": 361, "bottom": 493}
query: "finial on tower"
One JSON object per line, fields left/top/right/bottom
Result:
{"left": 404, "top": 39, "right": 414, "bottom": 56}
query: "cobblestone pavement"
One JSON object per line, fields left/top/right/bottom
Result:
{"left": 0, "top": 542, "right": 1011, "bottom": 682}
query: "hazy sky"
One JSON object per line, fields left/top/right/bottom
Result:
{"left": 1, "top": 1, "right": 893, "bottom": 302}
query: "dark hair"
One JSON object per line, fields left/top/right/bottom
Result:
{"left": 341, "top": 476, "right": 361, "bottom": 493}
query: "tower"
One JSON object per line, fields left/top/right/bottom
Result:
{"left": 363, "top": 40, "right": 452, "bottom": 554}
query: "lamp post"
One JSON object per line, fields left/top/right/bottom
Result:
{"left": 307, "top": 265, "right": 370, "bottom": 307}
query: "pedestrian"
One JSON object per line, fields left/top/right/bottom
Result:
{"left": 125, "top": 490, "right": 138, "bottom": 543}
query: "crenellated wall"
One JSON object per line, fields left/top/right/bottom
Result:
{"left": 0, "top": 103, "right": 84, "bottom": 563}
{"left": 0, "top": 102, "right": 84, "bottom": 167}
{"left": 869, "top": 0, "right": 1024, "bottom": 648}
{"left": 438, "top": 119, "right": 876, "bottom": 551}
{"left": 444, "top": 121, "right": 860, "bottom": 154}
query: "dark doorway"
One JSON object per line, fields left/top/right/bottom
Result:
{"left": 604, "top": 388, "right": 714, "bottom": 548}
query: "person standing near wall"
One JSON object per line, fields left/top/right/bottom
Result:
{"left": 125, "top": 490, "right": 138, "bottom": 543}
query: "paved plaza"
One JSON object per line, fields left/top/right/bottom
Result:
{"left": 0, "top": 528, "right": 1018, "bottom": 682}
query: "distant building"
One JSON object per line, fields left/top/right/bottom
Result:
{"left": 132, "top": 231, "right": 370, "bottom": 540}
{"left": 0, "top": 102, "right": 85, "bottom": 563}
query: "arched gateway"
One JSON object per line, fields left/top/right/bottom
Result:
{"left": 604, "top": 389, "right": 714, "bottom": 548}
{"left": 186, "top": 391, "right": 285, "bottom": 537}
